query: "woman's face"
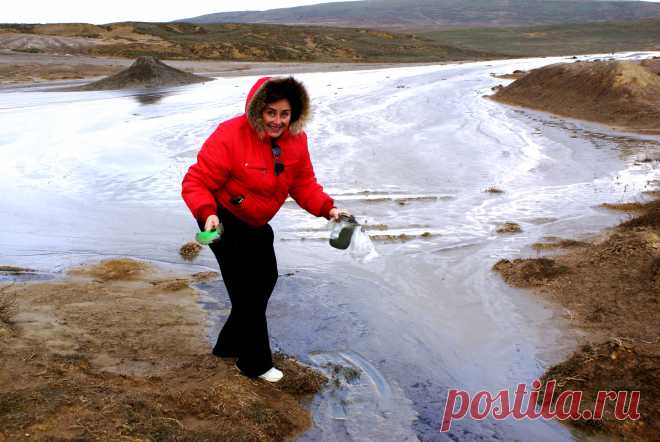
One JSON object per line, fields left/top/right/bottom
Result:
{"left": 262, "top": 99, "right": 291, "bottom": 138}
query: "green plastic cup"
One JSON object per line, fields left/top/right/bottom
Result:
{"left": 196, "top": 229, "right": 221, "bottom": 245}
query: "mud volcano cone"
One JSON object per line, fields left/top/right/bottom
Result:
{"left": 492, "top": 60, "right": 660, "bottom": 132}
{"left": 78, "top": 56, "right": 213, "bottom": 91}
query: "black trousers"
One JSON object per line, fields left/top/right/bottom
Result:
{"left": 198, "top": 205, "right": 279, "bottom": 377}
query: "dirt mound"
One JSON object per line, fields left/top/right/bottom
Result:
{"left": 76, "top": 56, "right": 212, "bottom": 90}
{"left": 540, "top": 340, "right": 658, "bottom": 440}
{"left": 491, "top": 60, "right": 660, "bottom": 133}
{"left": 0, "top": 258, "right": 324, "bottom": 441}
{"left": 493, "top": 196, "right": 660, "bottom": 440}
{"left": 493, "top": 257, "right": 568, "bottom": 285}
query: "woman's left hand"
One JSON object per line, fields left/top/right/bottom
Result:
{"left": 329, "top": 207, "right": 351, "bottom": 221}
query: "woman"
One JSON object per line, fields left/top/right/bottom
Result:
{"left": 181, "top": 76, "right": 347, "bottom": 382}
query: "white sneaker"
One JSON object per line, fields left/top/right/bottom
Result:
{"left": 258, "top": 367, "right": 283, "bottom": 382}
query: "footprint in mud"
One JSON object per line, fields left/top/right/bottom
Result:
{"left": 303, "top": 350, "right": 419, "bottom": 441}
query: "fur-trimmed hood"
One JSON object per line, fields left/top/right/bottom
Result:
{"left": 245, "top": 76, "right": 310, "bottom": 137}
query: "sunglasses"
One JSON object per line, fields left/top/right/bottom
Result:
{"left": 271, "top": 140, "right": 285, "bottom": 176}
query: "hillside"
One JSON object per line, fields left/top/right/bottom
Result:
{"left": 1, "top": 19, "right": 658, "bottom": 65}
{"left": 491, "top": 60, "right": 660, "bottom": 133}
{"left": 181, "top": 0, "right": 660, "bottom": 30}
{"left": 421, "top": 18, "right": 660, "bottom": 57}
{"left": 0, "top": 22, "right": 497, "bottom": 63}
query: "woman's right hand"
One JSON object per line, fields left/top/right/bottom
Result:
{"left": 205, "top": 214, "right": 221, "bottom": 232}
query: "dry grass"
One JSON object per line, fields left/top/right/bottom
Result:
{"left": 484, "top": 186, "right": 505, "bottom": 194}
{"left": 496, "top": 222, "right": 522, "bottom": 233}
{"left": 619, "top": 199, "right": 660, "bottom": 230}
{"left": 600, "top": 202, "right": 646, "bottom": 212}
{"left": 179, "top": 241, "right": 202, "bottom": 261}
{"left": 67, "top": 258, "right": 148, "bottom": 281}
{"left": 0, "top": 284, "right": 16, "bottom": 330}
{"left": 531, "top": 239, "right": 591, "bottom": 251}
{"left": 370, "top": 233, "right": 415, "bottom": 242}
{"left": 493, "top": 257, "right": 569, "bottom": 285}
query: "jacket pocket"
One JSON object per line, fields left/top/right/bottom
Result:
{"left": 244, "top": 161, "right": 268, "bottom": 175}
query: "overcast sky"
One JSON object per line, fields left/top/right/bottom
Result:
{"left": 0, "top": 1, "right": 358, "bottom": 24}
{"left": 2, "top": 0, "right": 659, "bottom": 24}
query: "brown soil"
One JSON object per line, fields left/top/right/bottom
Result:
{"left": 492, "top": 69, "right": 528, "bottom": 80}
{"left": 640, "top": 57, "right": 660, "bottom": 75}
{"left": 493, "top": 197, "right": 660, "bottom": 441}
{"left": 0, "top": 60, "right": 122, "bottom": 84}
{"left": 491, "top": 60, "right": 660, "bottom": 133}
{"left": 0, "top": 258, "right": 326, "bottom": 441}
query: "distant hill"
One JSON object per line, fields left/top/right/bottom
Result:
{"left": 180, "top": 0, "right": 660, "bottom": 30}
{"left": 0, "top": 22, "right": 499, "bottom": 63}
{"left": 1, "top": 19, "right": 657, "bottom": 63}
{"left": 421, "top": 18, "right": 660, "bottom": 57}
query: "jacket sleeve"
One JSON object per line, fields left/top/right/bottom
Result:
{"left": 289, "top": 134, "right": 335, "bottom": 219}
{"left": 181, "top": 127, "right": 232, "bottom": 225}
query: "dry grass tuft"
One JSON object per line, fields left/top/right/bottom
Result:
{"left": 0, "top": 284, "right": 16, "bottom": 330}
{"left": 273, "top": 353, "right": 328, "bottom": 396}
{"left": 179, "top": 242, "right": 202, "bottom": 261}
{"left": 496, "top": 222, "right": 522, "bottom": 234}
{"left": 484, "top": 186, "right": 505, "bottom": 194}
{"left": 493, "top": 257, "right": 569, "bottom": 286}
{"left": 68, "top": 258, "right": 148, "bottom": 281}
{"left": 619, "top": 199, "right": 660, "bottom": 230}
{"left": 601, "top": 202, "right": 646, "bottom": 212}
{"left": 531, "top": 239, "right": 591, "bottom": 251}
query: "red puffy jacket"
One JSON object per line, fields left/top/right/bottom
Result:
{"left": 181, "top": 76, "right": 334, "bottom": 227}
